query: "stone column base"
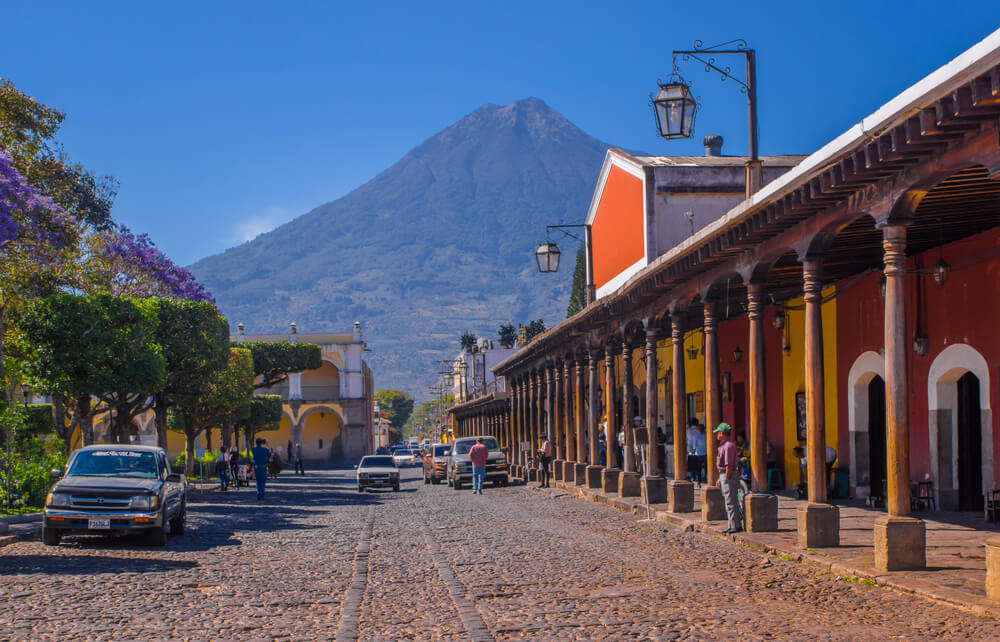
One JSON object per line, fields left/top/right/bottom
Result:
{"left": 986, "top": 536, "right": 1000, "bottom": 601}
{"left": 874, "top": 515, "right": 925, "bottom": 571}
{"left": 668, "top": 480, "right": 695, "bottom": 513}
{"left": 619, "top": 471, "right": 641, "bottom": 497}
{"left": 701, "top": 485, "right": 726, "bottom": 521}
{"left": 562, "top": 460, "right": 576, "bottom": 482}
{"left": 585, "top": 465, "right": 603, "bottom": 489}
{"left": 602, "top": 468, "right": 622, "bottom": 494}
{"left": 641, "top": 476, "right": 668, "bottom": 504}
{"left": 552, "top": 459, "right": 564, "bottom": 481}
{"left": 797, "top": 503, "right": 840, "bottom": 548}
{"left": 575, "top": 463, "right": 588, "bottom": 486}
{"left": 746, "top": 493, "right": 778, "bottom": 532}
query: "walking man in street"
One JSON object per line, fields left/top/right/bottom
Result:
{"left": 537, "top": 435, "right": 552, "bottom": 488}
{"left": 469, "top": 437, "right": 488, "bottom": 494}
{"left": 252, "top": 438, "right": 270, "bottom": 502}
{"left": 714, "top": 422, "right": 744, "bottom": 534}
{"left": 294, "top": 443, "right": 305, "bottom": 475}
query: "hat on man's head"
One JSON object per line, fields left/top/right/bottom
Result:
{"left": 712, "top": 422, "right": 732, "bottom": 434}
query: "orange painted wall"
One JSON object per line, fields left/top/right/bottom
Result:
{"left": 592, "top": 165, "right": 644, "bottom": 291}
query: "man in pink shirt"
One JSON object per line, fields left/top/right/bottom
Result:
{"left": 469, "top": 438, "right": 489, "bottom": 494}
{"left": 714, "top": 423, "right": 744, "bottom": 533}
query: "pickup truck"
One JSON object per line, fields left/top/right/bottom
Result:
{"left": 43, "top": 445, "right": 187, "bottom": 547}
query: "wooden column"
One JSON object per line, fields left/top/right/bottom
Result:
{"left": 536, "top": 370, "right": 545, "bottom": 452}
{"left": 576, "top": 355, "right": 587, "bottom": 463}
{"left": 671, "top": 314, "right": 688, "bottom": 480}
{"left": 747, "top": 282, "right": 768, "bottom": 493}
{"left": 528, "top": 372, "right": 537, "bottom": 462}
{"left": 704, "top": 302, "right": 720, "bottom": 486}
{"left": 551, "top": 363, "right": 562, "bottom": 457}
{"left": 564, "top": 361, "right": 575, "bottom": 462}
{"left": 604, "top": 343, "right": 618, "bottom": 469}
{"left": 518, "top": 377, "right": 527, "bottom": 467}
{"left": 622, "top": 339, "right": 635, "bottom": 473}
{"left": 803, "top": 258, "right": 827, "bottom": 504}
{"left": 644, "top": 325, "right": 661, "bottom": 477}
{"left": 883, "top": 226, "right": 911, "bottom": 517}
{"left": 587, "top": 348, "right": 599, "bottom": 465}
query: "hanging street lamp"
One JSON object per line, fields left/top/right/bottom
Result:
{"left": 535, "top": 239, "right": 561, "bottom": 273}
{"left": 652, "top": 79, "right": 698, "bottom": 140}
{"left": 932, "top": 258, "right": 950, "bottom": 286}
{"left": 534, "top": 223, "right": 596, "bottom": 304}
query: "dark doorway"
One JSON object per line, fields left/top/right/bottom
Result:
{"left": 867, "top": 376, "right": 887, "bottom": 498}
{"left": 957, "top": 371, "right": 983, "bottom": 511}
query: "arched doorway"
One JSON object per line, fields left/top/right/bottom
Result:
{"left": 867, "top": 376, "right": 887, "bottom": 500}
{"left": 957, "top": 371, "right": 983, "bottom": 511}
{"left": 928, "top": 343, "right": 993, "bottom": 511}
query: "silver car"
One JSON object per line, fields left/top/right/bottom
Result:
{"left": 447, "top": 436, "right": 508, "bottom": 490}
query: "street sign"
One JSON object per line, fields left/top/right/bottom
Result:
{"left": 195, "top": 448, "right": 206, "bottom": 458}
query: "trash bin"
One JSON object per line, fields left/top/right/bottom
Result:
{"left": 834, "top": 466, "right": 850, "bottom": 499}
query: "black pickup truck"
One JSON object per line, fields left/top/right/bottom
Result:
{"left": 43, "top": 445, "right": 187, "bottom": 546}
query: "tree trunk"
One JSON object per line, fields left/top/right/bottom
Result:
{"left": 78, "top": 396, "right": 94, "bottom": 446}
{"left": 52, "top": 394, "right": 70, "bottom": 454}
{"left": 184, "top": 414, "right": 196, "bottom": 478}
{"left": 154, "top": 393, "right": 168, "bottom": 450}
{"left": 205, "top": 427, "right": 213, "bottom": 452}
{"left": 221, "top": 419, "right": 233, "bottom": 452}
{"left": 114, "top": 400, "right": 132, "bottom": 444}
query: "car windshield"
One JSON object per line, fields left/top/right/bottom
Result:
{"left": 391, "top": 448, "right": 409, "bottom": 454}
{"left": 434, "top": 445, "right": 450, "bottom": 456}
{"left": 362, "top": 456, "right": 395, "bottom": 467}
{"left": 67, "top": 450, "right": 159, "bottom": 478}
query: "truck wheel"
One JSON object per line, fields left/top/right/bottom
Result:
{"left": 432, "top": 476, "right": 441, "bottom": 485}
{"left": 42, "top": 527, "right": 61, "bottom": 547}
{"left": 169, "top": 505, "right": 186, "bottom": 536}
{"left": 453, "top": 480, "right": 463, "bottom": 490}
{"left": 357, "top": 486, "right": 364, "bottom": 493}
{"left": 393, "top": 483, "right": 400, "bottom": 492}
{"left": 145, "top": 513, "right": 167, "bottom": 547}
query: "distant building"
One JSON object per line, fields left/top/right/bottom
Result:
{"left": 452, "top": 338, "right": 518, "bottom": 403}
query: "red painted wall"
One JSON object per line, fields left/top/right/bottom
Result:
{"left": 591, "top": 165, "right": 644, "bottom": 291}
{"left": 836, "top": 226, "right": 1000, "bottom": 488}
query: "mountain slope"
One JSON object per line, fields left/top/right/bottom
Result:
{"left": 189, "top": 98, "right": 611, "bottom": 399}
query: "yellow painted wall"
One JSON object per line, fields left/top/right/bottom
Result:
{"left": 257, "top": 414, "right": 293, "bottom": 452}
{"left": 301, "top": 410, "right": 341, "bottom": 460}
{"left": 781, "top": 286, "right": 839, "bottom": 486}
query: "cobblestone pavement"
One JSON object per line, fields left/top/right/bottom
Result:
{"left": 3, "top": 468, "right": 1000, "bottom": 640}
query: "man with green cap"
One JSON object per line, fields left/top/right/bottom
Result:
{"left": 714, "top": 422, "right": 744, "bottom": 533}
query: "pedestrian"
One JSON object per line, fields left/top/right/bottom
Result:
{"left": 597, "top": 432, "right": 606, "bottom": 466}
{"left": 693, "top": 424, "right": 707, "bottom": 483}
{"left": 469, "top": 437, "right": 488, "bottom": 494}
{"left": 686, "top": 418, "right": 700, "bottom": 482}
{"left": 294, "top": 443, "right": 305, "bottom": 475}
{"left": 537, "top": 435, "right": 552, "bottom": 488}
{"left": 826, "top": 445, "right": 838, "bottom": 496}
{"left": 714, "top": 422, "right": 744, "bottom": 534}
{"left": 216, "top": 451, "right": 229, "bottom": 491}
{"left": 616, "top": 425, "right": 625, "bottom": 468}
{"left": 252, "top": 438, "right": 270, "bottom": 502}
{"left": 631, "top": 416, "right": 644, "bottom": 475}
{"left": 287, "top": 439, "right": 293, "bottom": 462}
{"left": 228, "top": 446, "right": 240, "bottom": 487}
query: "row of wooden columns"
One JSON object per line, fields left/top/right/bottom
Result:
{"left": 460, "top": 224, "right": 919, "bottom": 570}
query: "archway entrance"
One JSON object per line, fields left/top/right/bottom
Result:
{"left": 957, "top": 371, "right": 983, "bottom": 511}
{"left": 867, "top": 376, "right": 887, "bottom": 500}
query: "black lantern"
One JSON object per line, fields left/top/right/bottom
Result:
{"left": 932, "top": 258, "right": 950, "bottom": 286}
{"left": 732, "top": 347, "right": 743, "bottom": 363}
{"left": 535, "top": 241, "right": 561, "bottom": 273}
{"left": 686, "top": 346, "right": 698, "bottom": 360}
{"left": 652, "top": 81, "right": 698, "bottom": 140}
{"left": 772, "top": 309, "right": 785, "bottom": 331}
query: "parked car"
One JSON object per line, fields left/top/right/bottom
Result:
{"left": 356, "top": 455, "right": 400, "bottom": 492}
{"left": 422, "top": 443, "right": 451, "bottom": 484}
{"left": 447, "top": 436, "right": 508, "bottom": 490}
{"left": 43, "top": 445, "right": 187, "bottom": 547}
{"left": 391, "top": 447, "right": 419, "bottom": 467}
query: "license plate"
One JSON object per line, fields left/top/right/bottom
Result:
{"left": 88, "top": 518, "right": 111, "bottom": 530}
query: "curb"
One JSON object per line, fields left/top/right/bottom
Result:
{"left": 531, "top": 477, "right": 1000, "bottom": 621}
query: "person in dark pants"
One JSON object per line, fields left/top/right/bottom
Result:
{"left": 251, "top": 438, "right": 270, "bottom": 501}
{"left": 293, "top": 443, "right": 305, "bottom": 475}
{"left": 228, "top": 447, "right": 240, "bottom": 487}
{"left": 537, "top": 436, "right": 552, "bottom": 488}
{"left": 715, "top": 423, "right": 744, "bottom": 534}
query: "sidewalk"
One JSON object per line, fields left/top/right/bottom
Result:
{"left": 0, "top": 513, "right": 42, "bottom": 548}
{"left": 531, "top": 475, "right": 1000, "bottom": 619}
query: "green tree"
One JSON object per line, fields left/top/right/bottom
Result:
{"left": 19, "top": 294, "right": 166, "bottom": 446}
{"left": 566, "top": 243, "right": 586, "bottom": 318}
{"left": 375, "top": 389, "right": 414, "bottom": 429}
{"left": 525, "top": 319, "right": 546, "bottom": 341}
{"left": 403, "top": 394, "right": 455, "bottom": 441}
{"left": 170, "top": 347, "right": 254, "bottom": 477}
{"left": 497, "top": 323, "right": 517, "bottom": 349}
{"left": 152, "top": 300, "right": 230, "bottom": 450}
{"left": 234, "top": 394, "right": 283, "bottom": 450}
{"left": 240, "top": 341, "right": 322, "bottom": 391}
{"left": 460, "top": 331, "right": 477, "bottom": 352}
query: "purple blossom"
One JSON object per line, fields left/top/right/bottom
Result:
{"left": 99, "top": 225, "right": 214, "bottom": 303}
{"left": 0, "top": 151, "right": 70, "bottom": 248}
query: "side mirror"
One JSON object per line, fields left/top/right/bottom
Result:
{"left": 166, "top": 473, "right": 183, "bottom": 483}
{"left": 50, "top": 469, "right": 63, "bottom": 480}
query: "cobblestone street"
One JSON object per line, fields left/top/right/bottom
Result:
{"left": 4, "top": 468, "right": 1000, "bottom": 640}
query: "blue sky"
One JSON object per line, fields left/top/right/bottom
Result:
{"left": 2, "top": 2, "right": 998, "bottom": 265}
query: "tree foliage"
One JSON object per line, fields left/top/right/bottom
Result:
{"left": 460, "top": 331, "right": 477, "bottom": 352}
{"left": 237, "top": 394, "right": 283, "bottom": 438}
{"left": 403, "top": 394, "right": 455, "bottom": 440}
{"left": 240, "top": 341, "right": 322, "bottom": 390}
{"left": 497, "top": 323, "right": 517, "bottom": 349}
{"left": 566, "top": 243, "right": 586, "bottom": 318}
{"left": 375, "top": 389, "right": 414, "bottom": 429}
{"left": 524, "top": 319, "right": 546, "bottom": 341}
